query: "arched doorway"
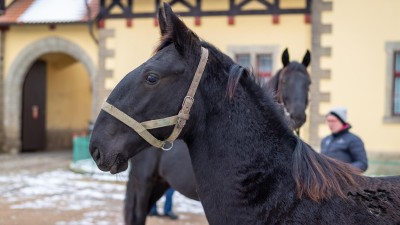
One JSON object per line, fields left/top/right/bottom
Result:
{"left": 20, "top": 54, "right": 92, "bottom": 151}
{"left": 5, "top": 37, "right": 96, "bottom": 153}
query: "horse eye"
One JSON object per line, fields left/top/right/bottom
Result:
{"left": 145, "top": 74, "right": 159, "bottom": 84}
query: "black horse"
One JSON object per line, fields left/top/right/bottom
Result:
{"left": 123, "top": 50, "right": 311, "bottom": 224}
{"left": 124, "top": 140, "right": 198, "bottom": 225}
{"left": 265, "top": 48, "right": 311, "bottom": 132}
{"left": 124, "top": 53, "right": 311, "bottom": 224}
{"left": 125, "top": 32, "right": 311, "bottom": 225}
{"left": 90, "top": 3, "right": 400, "bottom": 224}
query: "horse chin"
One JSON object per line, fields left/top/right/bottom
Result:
{"left": 109, "top": 160, "right": 129, "bottom": 174}
{"left": 290, "top": 121, "right": 301, "bottom": 129}
{"left": 288, "top": 113, "right": 306, "bottom": 130}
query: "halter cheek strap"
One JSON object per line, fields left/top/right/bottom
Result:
{"left": 101, "top": 47, "right": 209, "bottom": 150}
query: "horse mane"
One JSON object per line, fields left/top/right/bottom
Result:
{"left": 268, "top": 69, "right": 281, "bottom": 92}
{"left": 227, "top": 64, "right": 248, "bottom": 100}
{"left": 292, "top": 139, "right": 361, "bottom": 201}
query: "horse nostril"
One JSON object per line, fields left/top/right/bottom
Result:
{"left": 92, "top": 147, "right": 101, "bottom": 162}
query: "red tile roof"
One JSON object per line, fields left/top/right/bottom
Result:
{"left": 0, "top": 0, "right": 100, "bottom": 25}
{"left": 0, "top": 0, "right": 34, "bottom": 24}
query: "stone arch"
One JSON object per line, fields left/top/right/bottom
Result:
{"left": 4, "top": 36, "right": 96, "bottom": 152}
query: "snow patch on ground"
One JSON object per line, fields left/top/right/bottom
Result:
{"left": 0, "top": 162, "right": 204, "bottom": 216}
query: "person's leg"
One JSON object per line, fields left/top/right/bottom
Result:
{"left": 164, "top": 188, "right": 174, "bottom": 214}
{"left": 149, "top": 202, "right": 159, "bottom": 216}
{"left": 164, "top": 188, "right": 178, "bottom": 219}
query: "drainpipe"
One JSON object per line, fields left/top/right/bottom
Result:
{"left": 0, "top": 29, "right": 5, "bottom": 152}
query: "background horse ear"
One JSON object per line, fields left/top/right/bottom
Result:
{"left": 282, "top": 48, "right": 290, "bottom": 67}
{"left": 302, "top": 50, "right": 311, "bottom": 68}
{"left": 160, "top": 3, "right": 201, "bottom": 56}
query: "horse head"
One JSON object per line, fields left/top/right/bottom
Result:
{"left": 274, "top": 48, "right": 311, "bottom": 130}
{"left": 89, "top": 3, "right": 207, "bottom": 174}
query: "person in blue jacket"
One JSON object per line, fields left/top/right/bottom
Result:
{"left": 321, "top": 107, "right": 368, "bottom": 172}
{"left": 149, "top": 188, "right": 178, "bottom": 220}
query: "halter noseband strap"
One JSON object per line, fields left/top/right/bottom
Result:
{"left": 101, "top": 47, "right": 209, "bottom": 150}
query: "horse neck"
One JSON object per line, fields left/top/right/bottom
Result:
{"left": 184, "top": 74, "right": 297, "bottom": 221}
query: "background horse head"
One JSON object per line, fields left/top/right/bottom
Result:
{"left": 266, "top": 48, "right": 311, "bottom": 131}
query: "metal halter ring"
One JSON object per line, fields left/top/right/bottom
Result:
{"left": 162, "top": 141, "right": 174, "bottom": 151}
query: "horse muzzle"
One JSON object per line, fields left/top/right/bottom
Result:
{"left": 290, "top": 113, "right": 306, "bottom": 129}
{"left": 90, "top": 145, "right": 129, "bottom": 174}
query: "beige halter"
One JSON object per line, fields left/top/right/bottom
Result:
{"left": 101, "top": 47, "right": 209, "bottom": 150}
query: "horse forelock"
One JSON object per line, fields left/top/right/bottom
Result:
{"left": 153, "top": 27, "right": 202, "bottom": 72}
{"left": 281, "top": 62, "right": 311, "bottom": 81}
{"left": 292, "top": 139, "right": 362, "bottom": 202}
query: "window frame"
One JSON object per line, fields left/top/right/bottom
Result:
{"left": 227, "top": 45, "right": 279, "bottom": 79}
{"left": 256, "top": 53, "right": 273, "bottom": 78}
{"left": 384, "top": 42, "right": 400, "bottom": 123}
{"left": 393, "top": 51, "right": 400, "bottom": 116}
{"left": 235, "top": 53, "right": 252, "bottom": 69}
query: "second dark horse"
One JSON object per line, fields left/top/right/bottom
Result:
{"left": 124, "top": 140, "right": 198, "bottom": 225}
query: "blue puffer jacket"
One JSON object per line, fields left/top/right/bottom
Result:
{"left": 320, "top": 126, "right": 368, "bottom": 172}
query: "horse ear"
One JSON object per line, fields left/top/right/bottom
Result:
{"left": 302, "top": 50, "right": 311, "bottom": 68}
{"left": 157, "top": 6, "right": 168, "bottom": 36}
{"left": 161, "top": 3, "right": 201, "bottom": 55}
{"left": 282, "top": 48, "right": 290, "bottom": 67}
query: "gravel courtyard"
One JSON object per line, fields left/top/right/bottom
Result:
{"left": 0, "top": 150, "right": 207, "bottom": 225}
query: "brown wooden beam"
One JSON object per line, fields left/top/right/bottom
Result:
{"left": 99, "top": 0, "right": 311, "bottom": 19}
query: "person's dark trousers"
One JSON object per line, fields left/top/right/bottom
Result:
{"left": 148, "top": 188, "right": 178, "bottom": 220}
{"left": 164, "top": 188, "right": 175, "bottom": 214}
{"left": 149, "top": 203, "right": 158, "bottom": 216}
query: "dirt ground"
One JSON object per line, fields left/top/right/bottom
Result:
{"left": 0, "top": 150, "right": 208, "bottom": 225}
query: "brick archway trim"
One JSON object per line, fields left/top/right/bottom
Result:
{"left": 4, "top": 36, "right": 96, "bottom": 153}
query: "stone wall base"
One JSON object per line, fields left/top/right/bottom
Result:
{"left": 46, "top": 129, "right": 86, "bottom": 150}
{"left": 365, "top": 151, "right": 400, "bottom": 176}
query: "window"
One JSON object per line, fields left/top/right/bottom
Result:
{"left": 236, "top": 54, "right": 251, "bottom": 69}
{"left": 394, "top": 52, "right": 400, "bottom": 115}
{"left": 256, "top": 54, "right": 273, "bottom": 78}
{"left": 235, "top": 53, "right": 272, "bottom": 78}
{"left": 228, "top": 45, "right": 278, "bottom": 83}
{"left": 384, "top": 42, "right": 400, "bottom": 122}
